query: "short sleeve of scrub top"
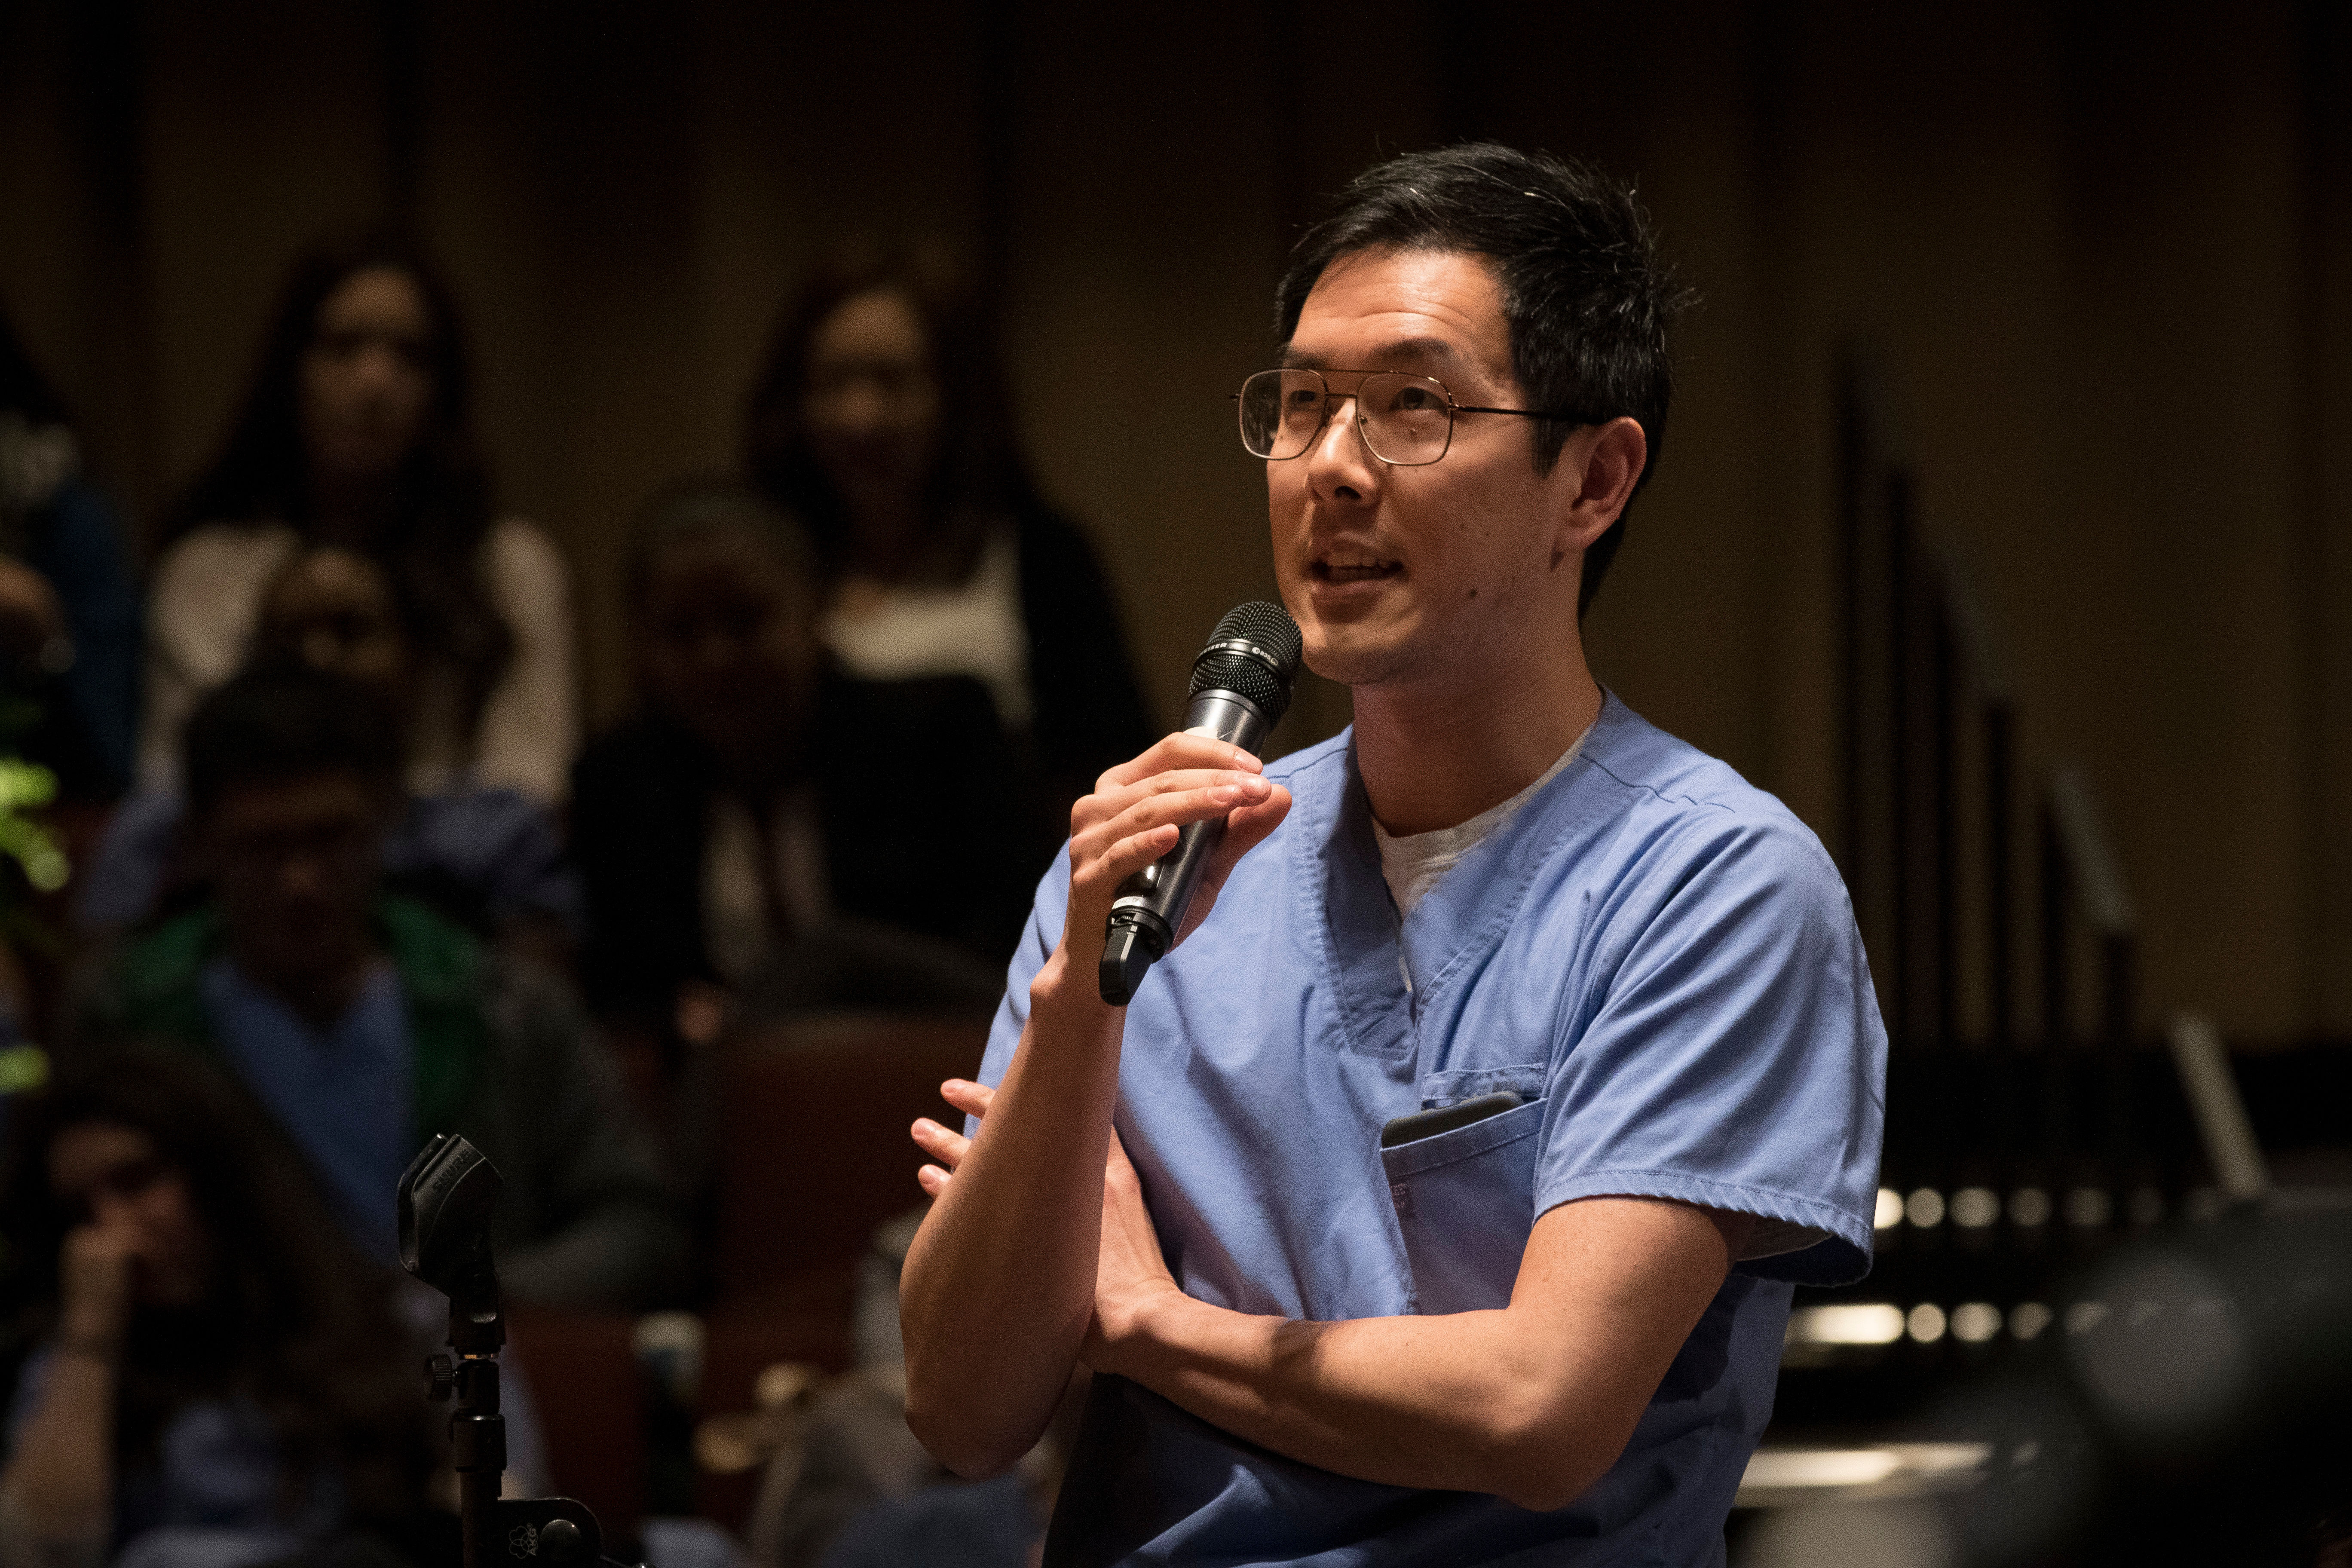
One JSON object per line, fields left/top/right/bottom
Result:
{"left": 1531, "top": 808, "right": 1884, "bottom": 1281}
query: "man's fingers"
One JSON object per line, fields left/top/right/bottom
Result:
{"left": 1073, "top": 769, "right": 1271, "bottom": 846}
{"left": 939, "top": 1078, "right": 995, "bottom": 1117}
{"left": 1072, "top": 821, "right": 1178, "bottom": 896}
{"left": 917, "top": 1081, "right": 996, "bottom": 1194}
{"left": 1075, "top": 779, "right": 1271, "bottom": 867}
{"left": 1096, "top": 733, "right": 1265, "bottom": 794}
{"left": 912, "top": 1117, "right": 972, "bottom": 1171}
{"left": 1172, "top": 785, "right": 1293, "bottom": 945}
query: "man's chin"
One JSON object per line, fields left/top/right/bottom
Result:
{"left": 1302, "top": 627, "right": 1415, "bottom": 692}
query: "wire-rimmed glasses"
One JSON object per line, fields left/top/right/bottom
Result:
{"left": 1234, "top": 368, "right": 1589, "bottom": 466}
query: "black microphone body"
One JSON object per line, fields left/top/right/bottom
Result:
{"left": 1099, "top": 601, "right": 1302, "bottom": 1005}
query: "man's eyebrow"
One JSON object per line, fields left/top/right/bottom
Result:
{"left": 1277, "top": 335, "right": 1469, "bottom": 371}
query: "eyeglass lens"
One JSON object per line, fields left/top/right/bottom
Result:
{"left": 1238, "top": 370, "right": 1453, "bottom": 465}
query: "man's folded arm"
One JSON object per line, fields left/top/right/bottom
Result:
{"left": 900, "top": 733, "right": 1288, "bottom": 1479}
{"left": 899, "top": 961, "right": 1124, "bottom": 1479}
{"left": 1091, "top": 1193, "right": 1755, "bottom": 1512}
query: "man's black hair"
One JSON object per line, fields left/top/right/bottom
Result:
{"left": 183, "top": 665, "right": 404, "bottom": 820}
{"left": 1274, "top": 143, "right": 1690, "bottom": 617}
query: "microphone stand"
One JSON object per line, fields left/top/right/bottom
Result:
{"left": 436, "top": 1302, "right": 509, "bottom": 1568}
{"left": 400, "top": 1133, "right": 618, "bottom": 1568}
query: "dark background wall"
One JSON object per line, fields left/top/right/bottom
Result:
{"left": 1, "top": 0, "right": 2345, "bottom": 1045}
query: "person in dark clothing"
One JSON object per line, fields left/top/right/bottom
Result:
{"left": 571, "top": 482, "right": 1025, "bottom": 1040}
{"left": 0, "top": 309, "right": 141, "bottom": 801}
{"left": 742, "top": 244, "right": 1156, "bottom": 812}
{"left": 77, "top": 667, "right": 681, "bottom": 1311}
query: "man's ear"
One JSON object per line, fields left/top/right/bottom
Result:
{"left": 1550, "top": 416, "right": 1648, "bottom": 557}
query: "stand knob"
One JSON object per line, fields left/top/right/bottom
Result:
{"left": 425, "top": 1353, "right": 456, "bottom": 1403}
{"left": 538, "top": 1519, "right": 586, "bottom": 1564}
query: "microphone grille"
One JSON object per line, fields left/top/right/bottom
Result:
{"left": 1188, "top": 600, "right": 1305, "bottom": 726}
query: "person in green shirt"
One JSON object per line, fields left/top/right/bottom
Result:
{"left": 77, "top": 665, "right": 683, "bottom": 1310}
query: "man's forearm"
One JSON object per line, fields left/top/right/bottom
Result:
{"left": 1090, "top": 1197, "right": 1741, "bottom": 1512}
{"left": 1093, "top": 1293, "right": 1633, "bottom": 1510}
{"left": 900, "top": 951, "right": 1124, "bottom": 1476}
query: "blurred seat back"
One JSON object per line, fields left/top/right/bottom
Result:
{"left": 713, "top": 1010, "right": 989, "bottom": 1300}
{"left": 696, "top": 1010, "right": 989, "bottom": 1526}
{"left": 505, "top": 1301, "right": 646, "bottom": 1535}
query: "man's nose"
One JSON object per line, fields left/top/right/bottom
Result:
{"left": 1303, "top": 391, "right": 1379, "bottom": 499}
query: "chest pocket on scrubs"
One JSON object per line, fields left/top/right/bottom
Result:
{"left": 1379, "top": 1095, "right": 1546, "bottom": 1315}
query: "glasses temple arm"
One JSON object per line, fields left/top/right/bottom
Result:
{"left": 1450, "top": 405, "right": 1596, "bottom": 421}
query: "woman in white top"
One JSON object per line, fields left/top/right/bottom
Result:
{"left": 141, "top": 233, "right": 575, "bottom": 804}
{"left": 741, "top": 245, "right": 1153, "bottom": 812}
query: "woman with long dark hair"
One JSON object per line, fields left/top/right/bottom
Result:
{"left": 0, "top": 1050, "right": 439, "bottom": 1567}
{"left": 741, "top": 246, "right": 1153, "bottom": 810}
{"left": 140, "top": 233, "right": 574, "bottom": 804}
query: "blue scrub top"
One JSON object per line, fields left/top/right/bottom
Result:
{"left": 974, "top": 695, "right": 1887, "bottom": 1567}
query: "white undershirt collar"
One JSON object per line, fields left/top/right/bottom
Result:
{"left": 1373, "top": 720, "right": 1595, "bottom": 924}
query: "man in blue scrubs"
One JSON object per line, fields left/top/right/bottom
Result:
{"left": 901, "top": 144, "right": 1887, "bottom": 1565}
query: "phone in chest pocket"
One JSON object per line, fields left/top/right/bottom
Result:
{"left": 1380, "top": 1091, "right": 1524, "bottom": 1148}
{"left": 1378, "top": 1090, "right": 1546, "bottom": 1314}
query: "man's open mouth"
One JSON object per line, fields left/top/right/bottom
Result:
{"left": 1314, "top": 557, "right": 1402, "bottom": 584}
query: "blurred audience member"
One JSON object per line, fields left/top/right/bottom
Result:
{"left": 0, "top": 309, "right": 141, "bottom": 801}
{"left": 141, "top": 232, "right": 574, "bottom": 805}
{"left": 743, "top": 245, "right": 1154, "bottom": 812}
{"left": 79, "top": 667, "right": 680, "bottom": 1311}
{"left": 730, "top": 1209, "right": 1079, "bottom": 1568}
{"left": 0, "top": 1050, "right": 441, "bottom": 1568}
{"left": 79, "top": 545, "right": 580, "bottom": 949}
{"left": 571, "top": 481, "right": 1020, "bottom": 1046}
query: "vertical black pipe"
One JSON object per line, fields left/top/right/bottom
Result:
{"left": 2100, "top": 928, "right": 2138, "bottom": 1162}
{"left": 2037, "top": 797, "right": 2072, "bottom": 1159}
{"left": 1932, "top": 584, "right": 1958, "bottom": 1047}
{"left": 1835, "top": 359, "right": 1868, "bottom": 895}
{"left": 1981, "top": 694, "right": 2019, "bottom": 1164}
{"left": 2101, "top": 930, "right": 2135, "bottom": 1054}
{"left": 2039, "top": 796, "right": 2070, "bottom": 1047}
{"left": 2291, "top": 0, "right": 2344, "bottom": 1033}
{"left": 1984, "top": 699, "right": 2015, "bottom": 1045}
{"left": 1887, "top": 467, "right": 1914, "bottom": 1044}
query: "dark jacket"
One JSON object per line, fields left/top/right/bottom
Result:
{"left": 1012, "top": 507, "right": 1159, "bottom": 799}
{"left": 570, "top": 669, "right": 1048, "bottom": 1026}
{"left": 80, "top": 896, "right": 686, "bottom": 1310}
{"left": 4, "top": 477, "right": 141, "bottom": 799}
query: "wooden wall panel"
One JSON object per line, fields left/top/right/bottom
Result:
{"left": 0, "top": 0, "right": 2344, "bottom": 1042}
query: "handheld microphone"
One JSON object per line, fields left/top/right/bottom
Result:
{"left": 1099, "top": 600, "right": 1303, "bottom": 1005}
